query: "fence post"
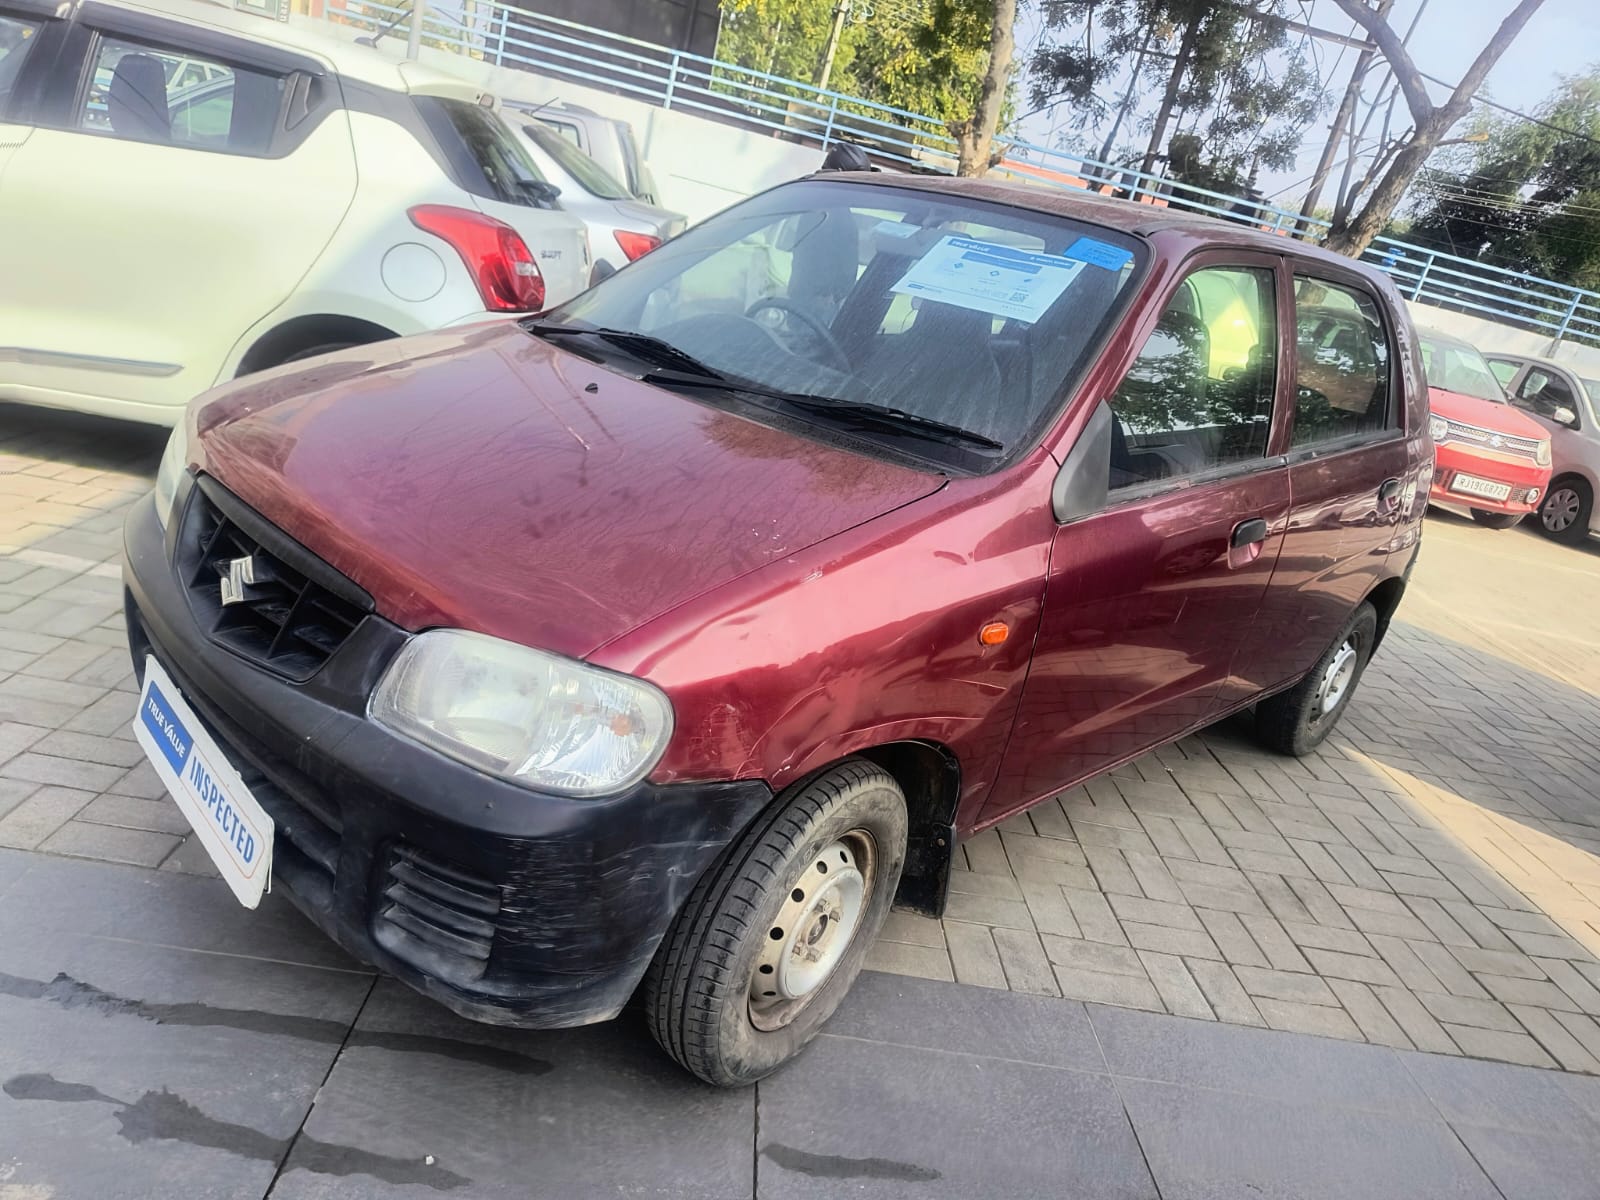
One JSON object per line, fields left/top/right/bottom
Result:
{"left": 663, "top": 53, "right": 679, "bottom": 109}
{"left": 406, "top": 0, "right": 426, "bottom": 58}
{"left": 821, "top": 96, "right": 838, "bottom": 148}
{"left": 493, "top": 4, "right": 508, "bottom": 66}
{"left": 1411, "top": 250, "right": 1435, "bottom": 301}
{"left": 1555, "top": 290, "right": 1582, "bottom": 343}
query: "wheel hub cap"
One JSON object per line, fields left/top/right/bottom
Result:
{"left": 1316, "top": 639, "right": 1358, "bottom": 716}
{"left": 750, "top": 836, "right": 871, "bottom": 1025}
{"left": 1544, "top": 488, "right": 1580, "bottom": 531}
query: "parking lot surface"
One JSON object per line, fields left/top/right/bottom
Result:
{"left": 4, "top": 400, "right": 1600, "bottom": 1183}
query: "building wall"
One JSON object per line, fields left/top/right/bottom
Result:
{"left": 1408, "top": 302, "right": 1600, "bottom": 373}
{"left": 509, "top": 0, "right": 720, "bottom": 55}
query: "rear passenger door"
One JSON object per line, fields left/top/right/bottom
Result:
{"left": 991, "top": 255, "right": 1292, "bottom": 813}
{"left": 0, "top": 7, "right": 354, "bottom": 417}
{"left": 1242, "top": 270, "right": 1409, "bottom": 696}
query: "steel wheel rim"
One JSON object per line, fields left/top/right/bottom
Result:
{"left": 749, "top": 830, "right": 876, "bottom": 1031}
{"left": 1314, "top": 637, "right": 1359, "bottom": 720}
{"left": 1543, "top": 487, "right": 1581, "bottom": 532}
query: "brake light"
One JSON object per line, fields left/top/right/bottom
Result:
{"left": 408, "top": 204, "right": 545, "bottom": 312}
{"left": 613, "top": 229, "right": 662, "bottom": 261}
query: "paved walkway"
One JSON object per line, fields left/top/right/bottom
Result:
{"left": 4, "top": 848, "right": 1600, "bottom": 1199}
{"left": 4, "top": 403, "right": 1600, "bottom": 1080}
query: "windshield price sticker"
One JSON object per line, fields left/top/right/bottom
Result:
{"left": 891, "top": 236, "right": 1086, "bottom": 323}
{"left": 1062, "top": 236, "right": 1135, "bottom": 272}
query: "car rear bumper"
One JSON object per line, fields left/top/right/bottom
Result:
{"left": 122, "top": 481, "right": 770, "bottom": 1029}
{"left": 1430, "top": 444, "right": 1548, "bottom": 514}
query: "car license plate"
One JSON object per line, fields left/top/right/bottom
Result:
{"left": 1450, "top": 473, "right": 1512, "bottom": 502}
{"left": 133, "top": 656, "right": 273, "bottom": 908}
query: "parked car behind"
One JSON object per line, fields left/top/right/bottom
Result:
{"left": 503, "top": 98, "right": 661, "bottom": 205}
{"left": 1484, "top": 352, "right": 1600, "bottom": 544}
{"left": 512, "top": 115, "right": 686, "bottom": 279}
{"left": 125, "top": 175, "right": 1429, "bottom": 1086}
{"left": 1417, "top": 329, "right": 1551, "bottom": 528}
{"left": 0, "top": 0, "right": 590, "bottom": 426}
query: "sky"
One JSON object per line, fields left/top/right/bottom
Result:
{"left": 1012, "top": 0, "right": 1597, "bottom": 208}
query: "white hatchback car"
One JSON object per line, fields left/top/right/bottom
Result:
{"left": 0, "top": 0, "right": 590, "bottom": 425}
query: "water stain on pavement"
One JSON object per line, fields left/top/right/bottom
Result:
{"left": 0, "top": 970, "right": 552, "bottom": 1075}
{"left": 4, "top": 1073, "right": 469, "bottom": 1191}
{"left": 762, "top": 1142, "right": 941, "bottom": 1182}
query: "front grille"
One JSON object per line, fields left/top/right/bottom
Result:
{"left": 179, "top": 478, "right": 371, "bottom": 681}
{"left": 1440, "top": 418, "right": 1543, "bottom": 460}
{"left": 375, "top": 846, "right": 502, "bottom": 980}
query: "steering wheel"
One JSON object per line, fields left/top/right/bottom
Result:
{"left": 745, "top": 297, "right": 851, "bottom": 372}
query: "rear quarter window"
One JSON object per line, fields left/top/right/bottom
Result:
{"left": 415, "top": 96, "right": 550, "bottom": 207}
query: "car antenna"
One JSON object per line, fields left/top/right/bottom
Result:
{"left": 355, "top": 3, "right": 413, "bottom": 47}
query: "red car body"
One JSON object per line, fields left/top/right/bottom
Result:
{"left": 124, "top": 176, "right": 1429, "bottom": 1058}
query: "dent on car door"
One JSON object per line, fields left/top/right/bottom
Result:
{"left": 0, "top": 18, "right": 354, "bottom": 418}
{"left": 988, "top": 260, "right": 1291, "bottom": 817}
{"left": 1245, "top": 273, "right": 1407, "bottom": 695}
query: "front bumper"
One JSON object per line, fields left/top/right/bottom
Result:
{"left": 1429, "top": 444, "right": 1549, "bottom": 515}
{"left": 122, "top": 480, "right": 770, "bottom": 1028}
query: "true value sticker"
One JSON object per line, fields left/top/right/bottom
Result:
{"left": 134, "top": 656, "right": 274, "bottom": 908}
{"left": 890, "top": 235, "right": 1088, "bottom": 324}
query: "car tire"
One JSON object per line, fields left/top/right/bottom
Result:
{"left": 1255, "top": 602, "right": 1379, "bottom": 758}
{"left": 644, "top": 759, "right": 907, "bottom": 1087}
{"left": 1538, "top": 479, "right": 1593, "bottom": 545}
{"left": 1469, "top": 509, "right": 1522, "bottom": 530}
{"left": 278, "top": 342, "right": 359, "bottom": 365}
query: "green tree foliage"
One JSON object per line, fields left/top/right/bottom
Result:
{"left": 1030, "top": 1, "right": 1324, "bottom": 186}
{"left": 716, "top": 0, "right": 858, "bottom": 88}
{"left": 1408, "top": 71, "right": 1600, "bottom": 289}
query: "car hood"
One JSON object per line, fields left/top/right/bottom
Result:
{"left": 195, "top": 322, "right": 944, "bottom": 659}
{"left": 1427, "top": 387, "right": 1547, "bottom": 438}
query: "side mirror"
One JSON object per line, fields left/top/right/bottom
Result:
{"left": 1052, "top": 401, "right": 1113, "bottom": 524}
{"left": 1554, "top": 406, "right": 1579, "bottom": 428}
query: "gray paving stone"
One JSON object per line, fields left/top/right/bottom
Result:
{"left": 1508, "top": 1005, "right": 1600, "bottom": 1074}
{"left": 991, "top": 927, "right": 1060, "bottom": 996}
{"left": 865, "top": 939, "right": 954, "bottom": 982}
{"left": 948, "top": 866, "right": 1025, "bottom": 900}
{"left": 0, "top": 784, "right": 95, "bottom": 849}
{"left": 1124, "top": 921, "right": 1221, "bottom": 961}
{"left": 880, "top": 909, "right": 947, "bottom": 948}
{"left": 1410, "top": 939, "right": 1492, "bottom": 999}
{"left": 943, "top": 890, "right": 1033, "bottom": 929}
{"left": 1444, "top": 1023, "right": 1559, "bottom": 1070}
{"left": 1186, "top": 959, "right": 1265, "bottom": 1027}
{"left": 1235, "top": 966, "right": 1339, "bottom": 1006}
{"left": 1419, "top": 992, "right": 1524, "bottom": 1034}
{"left": 39, "top": 821, "right": 180, "bottom": 868}
{"left": 1327, "top": 978, "right": 1413, "bottom": 1049}
{"left": 1196, "top": 907, "right": 1269, "bottom": 968}
{"left": 1053, "top": 964, "right": 1163, "bottom": 1011}
{"left": 1041, "top": 934, "right": 1147, "bottom": 978}
{"left": 1254, "top": 996, "right": 1365, "bottom": 1041}
{"left": 1239, "top": 913, "right": 1313, "bottom": 972}
{"left": 0, "top": 750, "right": 122, "bottom": 792}
{"left": 1061, "top": 886, "right": 1128, "bottom": 945}
{"left": 1107, "top": 891, "right": 1204, "bottom": 931}
{"left": 1535, "top": 958, "right": 1600, "bottom": 1016}
{"left": 1282, "top": 920, "right": 1374, "bottom": 956}
{"left": 1374, "top": 985, "right": 1460, "bottom": 1055}
{"left": 1449, "top": 945, "right": 1547, "bottom": 980}
{"left": 1305, "top": 947, "right": 1403, "bottom": 988}
{"left": 1137, "top": 951, "right": 1212, "bottom": 1020}
{"left": 944, "top": 920, "right": 1009, "bottom": 989}
{"left": 1453, "top": 1124, "right": 1600, "bottom": 1200}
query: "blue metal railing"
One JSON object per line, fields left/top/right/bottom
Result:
{"left": 323, "top": 0, "right": 1600, "bottom": 346}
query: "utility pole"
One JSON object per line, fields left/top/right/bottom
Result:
{"left": 1297, "top": 0, "right": 1391, "bottom": 235}
{"left": 406, "top": 0, "right": 426, "bottom": 59}
{"left": 816, "top": 0, "right": 851, "bottom": 91}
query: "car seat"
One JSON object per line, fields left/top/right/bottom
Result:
{"left": 109, "top": 54, "right": 171, "bottom": 141}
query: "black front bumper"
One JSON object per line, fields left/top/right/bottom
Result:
{"left": 123, "top": 479, "right": 770, "bottom": 1028}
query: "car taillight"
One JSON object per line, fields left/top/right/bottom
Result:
{"left": 613, "top": 229, "right": 662, "bottom": 261}
{"left": 408, "top": 204, "right": 545, "bottom": 312}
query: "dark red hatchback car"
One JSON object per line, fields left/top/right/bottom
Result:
{"left": 124, "top": 175, "right": 1429, "bottom": 1085}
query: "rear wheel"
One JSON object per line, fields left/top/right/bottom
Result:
{"left": 278, "top": 341, "right": 359, "bottom": 365}
{"left": 644, "top": 759, "right": 907, "bottom": 1087}
{"left": 1469, "top": 509, "right": 1522, "bottom": 530}
{"left": 1538, "top": 479, "right": 1593, "bottom": 545}
{"left": 1255, "top": 603, "right": 1378, "bottom": 757}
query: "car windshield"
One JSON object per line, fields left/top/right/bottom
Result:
{"left": 535, "top": 180, "right": 1143, "bottom": 468}
{"left": 1419, "top": 335, "right": 1504, "bottom": 403}
{"left": 524, "top": 120, "right": 632, "bottom": 201}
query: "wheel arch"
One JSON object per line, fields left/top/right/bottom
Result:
{"left": 852, "top": 740, "right": 962, "bottom": 917}
{"left": 1363, "top": 574, "right": 1407, "bottom": 653}
{"left": 234, "top": 314, "right": 399, "bottom": 376}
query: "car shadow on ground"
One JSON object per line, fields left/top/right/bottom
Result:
{"left": 0, "top": 402, "right": 167, "bottom": 476}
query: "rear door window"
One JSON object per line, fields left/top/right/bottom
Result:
{"left": 1290, "top": 277, "right": 1395, "bottom": 447}
{"left": 1107, "top": 265, "right": 1278, "bottom": 492}
{"left": 416, "top": 96, "right": 551, "bottom": 207}
{"left": 1515, "top": 367, "right": 1580, "bottom": 421}
{"left": 78, "top": 35, "right": 285, "bottom": 154}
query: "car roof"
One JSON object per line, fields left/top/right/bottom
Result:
{"left": 91, "top": 0, "right": 484, "bottom": 94}
{"left": 1415, "top": 326, "right": 1483, "bottom": 351}
{"left": 813, "top": 172, "right": 1384, "bottom": 272}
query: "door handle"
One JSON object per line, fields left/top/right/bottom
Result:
{"left": 1378, "top": 477, "right": 1402, "bottom": 506}
{"left": 1231, "top": 518, "right": 1269, "bottom": 548}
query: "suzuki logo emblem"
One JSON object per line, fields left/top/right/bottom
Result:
{"left": 1489, "top": 435, "right": 1504, "bottom": 449}
{"left": 219, "top": 556, "right": 258, "bottom": 607}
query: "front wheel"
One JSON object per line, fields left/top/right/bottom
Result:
{"left": 644, "top": 760, "right": 907, "bottom": 1087}
{"left": 1470, "top": 509, "right": 1522, "bottom": 530}
{"left": 1255, "top": 602, "right": 1378, "bottom": 757}
{"left": 1538, "top": 480, "right": 1593, "bottom": 545}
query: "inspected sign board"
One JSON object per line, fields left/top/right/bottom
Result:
{"left": 134, "top": 656, "right": 273, "bottom": 908}
{"left": 891, "top": 236, "right": 1088, "bottom": 324}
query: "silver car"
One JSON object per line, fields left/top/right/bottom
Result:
{"left": 1485, "top": 352, "right": 1600, "bottom": 544}
{"left": 510, "top": 116, "right": 685, "bottom": 280}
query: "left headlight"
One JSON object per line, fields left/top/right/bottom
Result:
{"left": 153, "top": 419, "right": 193, "bottom": 530}
{"left": 1536, "top": 439, "right": 1552, "bottom": 467}
{"left": 369, "top": 630, "right": 674, "bottom": 797}
{"left": 1427, "top": 414, "right": 1448, "bottom": 443}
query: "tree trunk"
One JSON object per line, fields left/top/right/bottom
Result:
{"left": 1324, "top": 0, "right": 1548, "bottom": 256}
{"left": 953, "top": 0, "right": 1016, "bottom": 177}
{"left": 1298, "top": 0, "right": 1393, "bottom": 237}
{"left": 1138, "top": 13, "right": 1202, "bottom": 178}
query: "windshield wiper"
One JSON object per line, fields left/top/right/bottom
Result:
{"left": 644, "top": 372, "right": 1004, "bottom": 451}
{"left": 525, "top": 322, "right": 724, "bottom": 379}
